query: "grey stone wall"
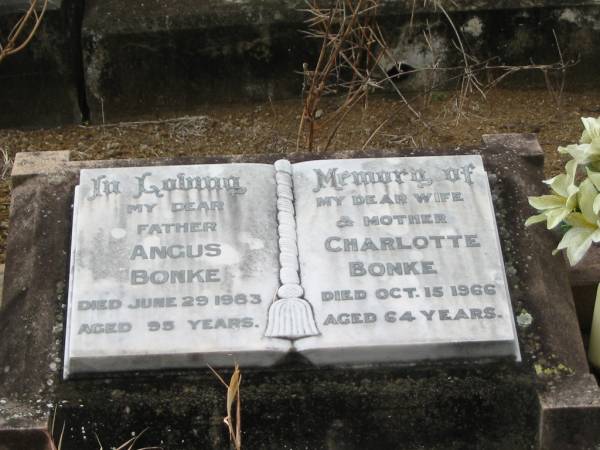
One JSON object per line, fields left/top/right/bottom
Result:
{"left": 0, "top": 0, "right": 84, "bottom": 129}
{"left": 1, "top": 1, "right": 600, "bottom": 126}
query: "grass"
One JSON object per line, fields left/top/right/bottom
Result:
{"left": 209, "top": 363, "right": 243, "bottom": 450}
{"left": 49, "top": 364, "right": 244, "bottom": 450}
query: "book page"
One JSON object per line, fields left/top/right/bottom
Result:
{"left": 292, "top": 156, "right": 520, "bottom": 364}
{"left": 64, "top": 163, "right": 289, "bottom": 377}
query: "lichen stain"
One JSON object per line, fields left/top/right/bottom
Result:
{"left": 559, "top": 9, "right": 580, "bottom": 25}
{"left": 462, "top": 16, "right": 483, "bottom": 37}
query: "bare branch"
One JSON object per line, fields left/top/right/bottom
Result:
{"left": 0, "top": 0, "right": 49, "bottom": 65}
{"left": 298, "top": 0, "right": 574, "bottom": 151}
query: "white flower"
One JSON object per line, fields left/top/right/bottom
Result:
{"left": 585, "top": 167, "right": 600, "bottom": 215}
{"left": 580, "top": 117, "right": 600, "bottom": 145}
{"left": 554, "top": 178, "right": 600, "bottom": 266}
{"left": 526, "top": 160, "right": 578, "bottom": 229}
{"left": 558, "top": 117, "right": 600, "bottom": 165}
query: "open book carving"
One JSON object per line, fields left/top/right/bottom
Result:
{"left": 64, "top": 155, "right": 520, "bottom": 378}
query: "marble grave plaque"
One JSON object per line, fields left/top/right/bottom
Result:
{"left": 292, "top": 156, "right": 520, "bottom": 363}
{"left": 64, "top": 156, "right": 520, "bottom": 377}
{"left": 64, "top": 164, "right": 289, "bottom": 377}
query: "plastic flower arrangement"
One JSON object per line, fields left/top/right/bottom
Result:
{"left": 526, "top": 117, "right": 600, "bottom": 368}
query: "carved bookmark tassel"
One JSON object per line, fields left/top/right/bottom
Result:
{"left": 265, "top": 160, "right": 320, "bottom": 339}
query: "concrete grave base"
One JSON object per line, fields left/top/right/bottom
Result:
{"left": 539, "top": 374, "right": 600, "bottom": 450}
{"left": 1, "top": 135, "right": 599, "bottom": 449}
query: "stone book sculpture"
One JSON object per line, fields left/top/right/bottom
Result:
{"left": 63, "top": 155, "right": 521, "bottom": 378}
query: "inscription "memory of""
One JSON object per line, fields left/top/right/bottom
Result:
{"left": 311, "top": 164, "right": 476, "bottom": 193}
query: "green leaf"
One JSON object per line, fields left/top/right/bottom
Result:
{"left": 590, "top": 161, "right": 600, "bottom": 172}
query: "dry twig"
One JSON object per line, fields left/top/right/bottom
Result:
{"left": 298, "top": 0, "right": 394, "bottom": 151}
{"left": 50, "top": 406, "right": 160, "bottom": 450}
{"left": 0, "top": 148, "right": 12, "bottom": 181}
{"left": 299, "top": 0, "right": 575, "bottom": 151}
{"left": 0, "top": 0, "right": 48, "bottom": 64}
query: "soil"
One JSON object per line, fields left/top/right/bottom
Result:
{"left": 1, "top": 87, "right": 600, "bottom": 264}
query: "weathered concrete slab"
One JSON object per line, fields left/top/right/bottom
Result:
{"left": 539, "top": 374, "right": 600, "bottom": 450}
{"left": 0, "top": 0, "right": 84, "bottom": 129}
{"left": 0, "top": 135, "right": 599, "bottom": 449}
{"left": 11, "top": 151, "right": 71, "bottom": 184}
{"left": 569, "top": 249, "right": 600, "bottom": 288}
{"left": 0, "top": 428, "right": 53, "bottom": 450}
{"left": 81, "top": 0, "right": 600, "bottom": 123}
